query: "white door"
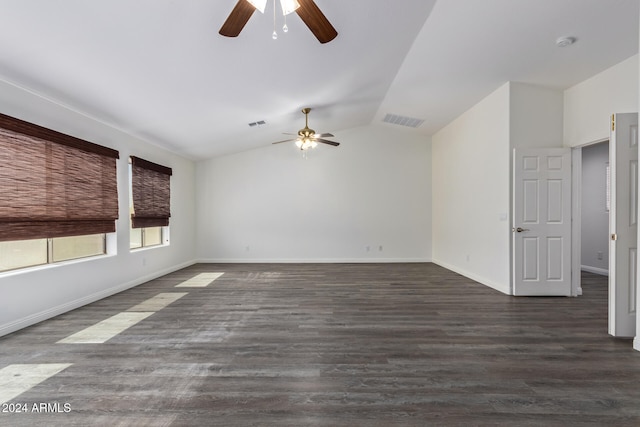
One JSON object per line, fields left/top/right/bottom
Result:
{"left": 609, "top": 113, "right": 638, "bottom": 337}
{"left": 513, "top": 148, "right": 572, "bottom": 296}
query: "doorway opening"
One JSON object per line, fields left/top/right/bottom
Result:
{"left": 580, "top": 141, "right": 610, "bottom": 279}
{"left": 572, "top": 139, "right": 610, "bottom": 297}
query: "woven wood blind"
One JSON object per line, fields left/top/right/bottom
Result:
{"left": 0, "top": 113, "right": 119, "bottom": 242}
{"left": 130, "top": 156, "right": 172, "bottom": 228}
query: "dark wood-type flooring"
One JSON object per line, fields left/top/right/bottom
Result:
{"left": 1, "top": 263, "right": 639, "bottom": 426}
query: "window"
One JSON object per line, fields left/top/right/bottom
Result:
{"left": 0, "top": 239, "right": 47, "bottom": 271}
{"left": 0, "top": 235, "right": 106, "bottom": 272}
{"left": 51, "top": 234, "right": 106, "bottom": 262}
{"left": 130, "top": 226, "right": 163, "bottom": 249}
{"left": 129, "top": 157, "right": 172, "bottom": 249}
{"left": 0, "top": 112, "right": 119, "bottom": 272}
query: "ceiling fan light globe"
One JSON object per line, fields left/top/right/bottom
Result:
{"left": 246, "top": 0, "right": 267, "bottom": 13}
{"left": 280, "top": 0, "right": 300, "bottom": 15}
{"left": 295, "top": 139, "right": 303, "bottom": 148}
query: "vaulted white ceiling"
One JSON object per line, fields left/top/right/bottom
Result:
{"left": 0, "top": 0, "right": 637, "bottom": 159}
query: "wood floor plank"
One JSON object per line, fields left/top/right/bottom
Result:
{"left": 1, "top": 264, "right": 639, "bottom": 426}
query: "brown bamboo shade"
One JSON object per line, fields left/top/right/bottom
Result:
{"left": 0, "top": 113, "right": 119, "bottom": 242}
{"left": 130, "top": 156, "right": 172, "bottom": 228}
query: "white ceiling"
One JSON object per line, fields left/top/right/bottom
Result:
{"left": 0, "top": 0, "right": 637, "bottom": 160}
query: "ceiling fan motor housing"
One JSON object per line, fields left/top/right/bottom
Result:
{"left": 299, "top": 128, "right": 315, "bottom": 137}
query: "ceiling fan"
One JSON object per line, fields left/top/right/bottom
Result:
{"left": 272, "top": 108, "right": 340, "bottom": 150}
{"left": 219, "top": 0, "right": 338, "bottom": 44}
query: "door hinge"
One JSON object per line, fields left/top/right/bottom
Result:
{"left": 611, "top": 233, "right": 618, "bottom": 241}
{"left": 611, "top": 114, "right": 615, "bottom": 131}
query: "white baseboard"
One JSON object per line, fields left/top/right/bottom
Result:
{"left": 431, "top": 259, "right": 511, "bottom": 295}
{"left": 634, "top": 336, "right": 640, "bottom": 352}
{"left": 197, "top": 258, "right": 432, "bottom": 264}
{"left": 581, "top": 265, "right": 609, "bottom": 276}
{"left": 0, "top": 259, "right": 197, "bottom": 338}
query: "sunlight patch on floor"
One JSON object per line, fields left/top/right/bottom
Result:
{"left": 57, "top": 312, "right": 154, "bottom": 344}
{"left": 126, "top": 292, "right": 188, "bottom": 312}
{"left": 0, "top": 363, "right": 72, "bottom": 404}
{"left": 175, "top": 272, "right": 224, "bottom": 287}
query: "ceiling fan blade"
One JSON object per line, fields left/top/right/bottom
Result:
{"left": 219, "top": 0, "right": 255, "bottom": 37}
{"left": 315, "top": 138, "right": 340, "bottom": 147}
{"left": 313, "top": 133, "right": 334, "bottom": 138}
{"left": 295, "top": 0, "right": 338, "bottom": 44}
{"left": 272, "top": 138, "right": 297, "bottom": 144}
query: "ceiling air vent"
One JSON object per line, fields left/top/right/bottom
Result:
{"left": 248, "top": 120, "right": 266, "bottom": 127}
{"left": 382, "top": 113, "right": 424, "bottom": 128}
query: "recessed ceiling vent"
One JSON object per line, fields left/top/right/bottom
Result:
{"left": 248, "top": 120, "right": 266, "bottom": 127}
{"left": 382, "top": 113, "right": 424, "bottom": 128}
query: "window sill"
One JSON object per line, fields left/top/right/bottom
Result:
{"left": 129, "top": 242, "right": 170, "bottom": 253}
{"left": 0, "top": 253, "right": 116, "bottom": 278}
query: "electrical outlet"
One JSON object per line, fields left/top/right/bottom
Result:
{"left": 597, "top": 251, "right": 603, "bottom": 260}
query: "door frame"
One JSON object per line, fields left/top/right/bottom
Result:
{"left": 571, "top": 137, "right": 609, "bottom": 297}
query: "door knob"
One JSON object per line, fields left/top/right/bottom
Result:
{"left": 515, "top": 227, "right": 529, "bottom": 232}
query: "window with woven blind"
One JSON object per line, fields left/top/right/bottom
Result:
{"left": 0, "top": 113, "right": 119, "bottom": 242}
{"left": 130, "top": 156, "right": 172, "bottom": 229}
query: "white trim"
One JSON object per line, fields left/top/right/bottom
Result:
{"left": 581, "top": 265, "right": 610, "bottom": 276}
{"left": 197, "top": 258, "right": 431, "bottom": 264}
{"left": 572, "top": 147, "right": 582, "bottom": 297}
{"left": 0, "top": 252, "right": 117, "bottom": 279}
{"left": 432, "top": 258, "right": 511, "bottom": 295}
{"left": 634, "top": 336, "right": 640, "bottom": 351}
{"left": 0, "top": 259, "right": 197, "bottom": 338}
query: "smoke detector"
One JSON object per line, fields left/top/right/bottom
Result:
{"left": 556, "top": 36, "right": 576, "bottom": 47}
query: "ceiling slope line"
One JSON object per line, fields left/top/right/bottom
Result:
{"left": 0, "top": 75, "right": 196, "bottom": 161}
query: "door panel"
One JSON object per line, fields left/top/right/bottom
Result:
{"left": 609, "top": 113, "right": 638, "bottom": 337}
{"left": 513, "top": 148, "right": 572, "bottom": 296}
{"left": 548, "top": 180, "right": 563, "bottom": 221}
{"left": 523, "top": 180, "right": 538, "bottom": 222}
{"left": 547, "top": 237, "right": 563, "bottom": 280}
{"left": 523, "top": 237, "right": 539, "bottom": 280}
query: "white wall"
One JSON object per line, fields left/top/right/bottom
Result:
{"left": 581, "top": 142, "right": 610, "bottom": 274}
{"left": 564, "top": 54, "right": 638, "bottom": 147}
{"left": 510, "top": 83, "right": 564, "bottom": 149}
{"left": 432, "top": 83, "right": 511, "bottom": 294}
{"left": 196, "top": 124, "right": 431, "bottom": 262}
{"left": 0, "top": 79, "right": 197, "bottom": 337}
{"left": 432, "top": 82, "right": 564, "bottom": 295}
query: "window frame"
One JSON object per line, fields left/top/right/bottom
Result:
{"left": 128, "top": 157, "right": 171, "bottom": 251}
{"left": 129, "top": 156, "right": 172, "bottom": 228}
{"left": 0, "top": 112, "right": 119, "bottom": 274}
{"left": 0, "top": 233, "right": 108, "bottom": 274}
{"left": 130, "top": 226, "right": 167, "bottom": 250}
